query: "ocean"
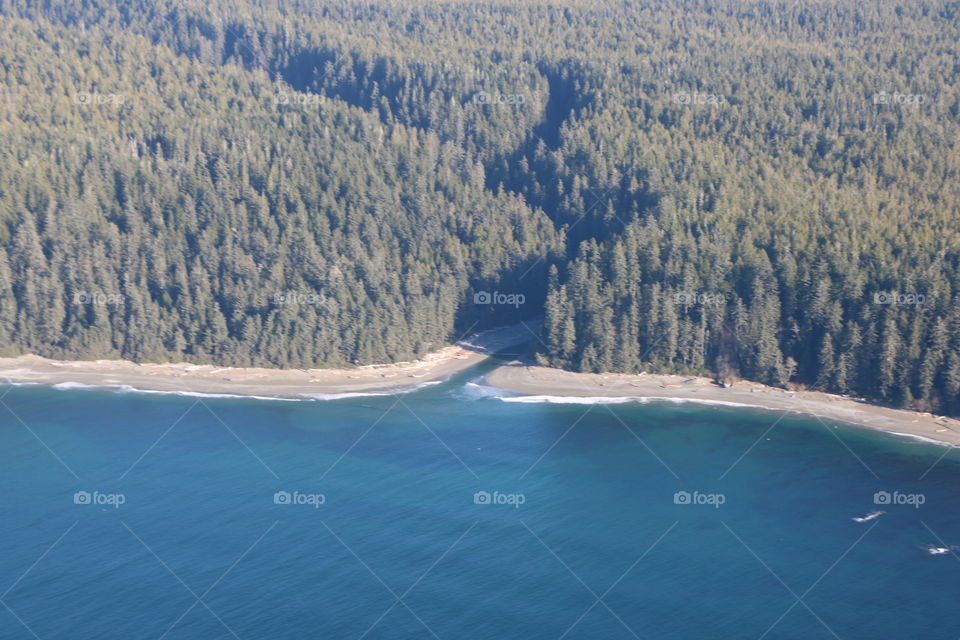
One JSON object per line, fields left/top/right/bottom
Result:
{"left": 1, "top": 363, "right": 958, "bottom": 639}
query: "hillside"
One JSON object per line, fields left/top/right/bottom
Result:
{"left": 1, "top": 0, "right": 959, "bottom": 414}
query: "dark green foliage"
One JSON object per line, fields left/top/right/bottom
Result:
{"left": 0, "top": 5, "right": 561, "bottom": 366}
{"left": 0, "top": 0, "right": 958, "bottom": 414}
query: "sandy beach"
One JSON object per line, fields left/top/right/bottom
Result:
{"left": 485, "top": 363, "right": 960, "bottom": 447}
{"left": 0, "top": 323, "right": 534, "bottom": 399}
{"left": 2, "top": 323, "right": 958, "bottom": 448}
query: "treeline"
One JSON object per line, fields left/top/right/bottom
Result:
{"left": 1, "top": 0, "right": 959, "bottom": 413}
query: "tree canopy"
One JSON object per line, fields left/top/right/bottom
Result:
{"left": 1, "top": 0, "right": 958, "bottom": 414}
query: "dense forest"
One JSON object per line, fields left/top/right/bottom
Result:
{"left": 1, "top": 0, "right": 959, "bottom": 415}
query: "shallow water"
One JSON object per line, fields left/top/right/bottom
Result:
{"left": 1, "top": 365, "right": 958, "bottom": 639}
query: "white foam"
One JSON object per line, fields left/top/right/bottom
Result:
{"left": 885, "top": 430, "right": 953, "bottom": 448}
{"left": 497, "top": 393, "right": 958, "bottom": 447}
{"left": 498, "top": 394, "right": 763, "bottom": 409}
{"left": 455, "top": 382, "right": 511, "bottom": 400}
{"left": 0, "top": 379, "right": 40, "bottom": 387}
{"left": 51, "top": 381, "right": 302, "bottom": 401}
{"left": 38, "top": 376, "right": 448, "bottom": 402}
{"left": 51, "top": 381, "right": 102, "bottom": 390}
{"left": 852, "top": 510, "right": 885, "bottom": 523}
{"left": 299, "top": 391, "right": 392, "bottom": 400}
{"left": 299, "top": 379, "right": 444, "bottom": 401}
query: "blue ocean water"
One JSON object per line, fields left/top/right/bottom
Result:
{"left": 1, "top": 365, "right": 959, "bottom": 639}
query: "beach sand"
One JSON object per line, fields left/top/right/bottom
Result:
{"left": 0, "top": 323, "right": 535, "bottom": 399}
{"left": 485, "top": 363, "right": 960, "bottom": 447}
{"left": 2, "top": 324, "right": 958, "bottom": 449}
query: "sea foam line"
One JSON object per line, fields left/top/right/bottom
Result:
{"left": 496, "top": 391, "right": 956, "bottom": 447}
{"left": 498, "top": 394, "right": 764, "bottom": 409}
{"left": 299, "top": 380, "right": 442, "bottom": 401}
{"left": 880, "top": 430, "right": 952, "bottom": 448}
{"left": 454, "top": 381, "right": 513, "bottom": 400}
{"left": 50, "top": 381, "right": 303, "bottom": 401}
{"left": 34, "top": 379, "right": 445, "bottom": 402}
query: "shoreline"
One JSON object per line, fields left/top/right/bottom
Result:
{"left": 2, "top": 331, "right": 958, "bottom": 449}
{"left": 484, "top": 363, "right": 960, "bottom": 448}
{"left": 0, "top": 323, "right": 534, "bottom": 400}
